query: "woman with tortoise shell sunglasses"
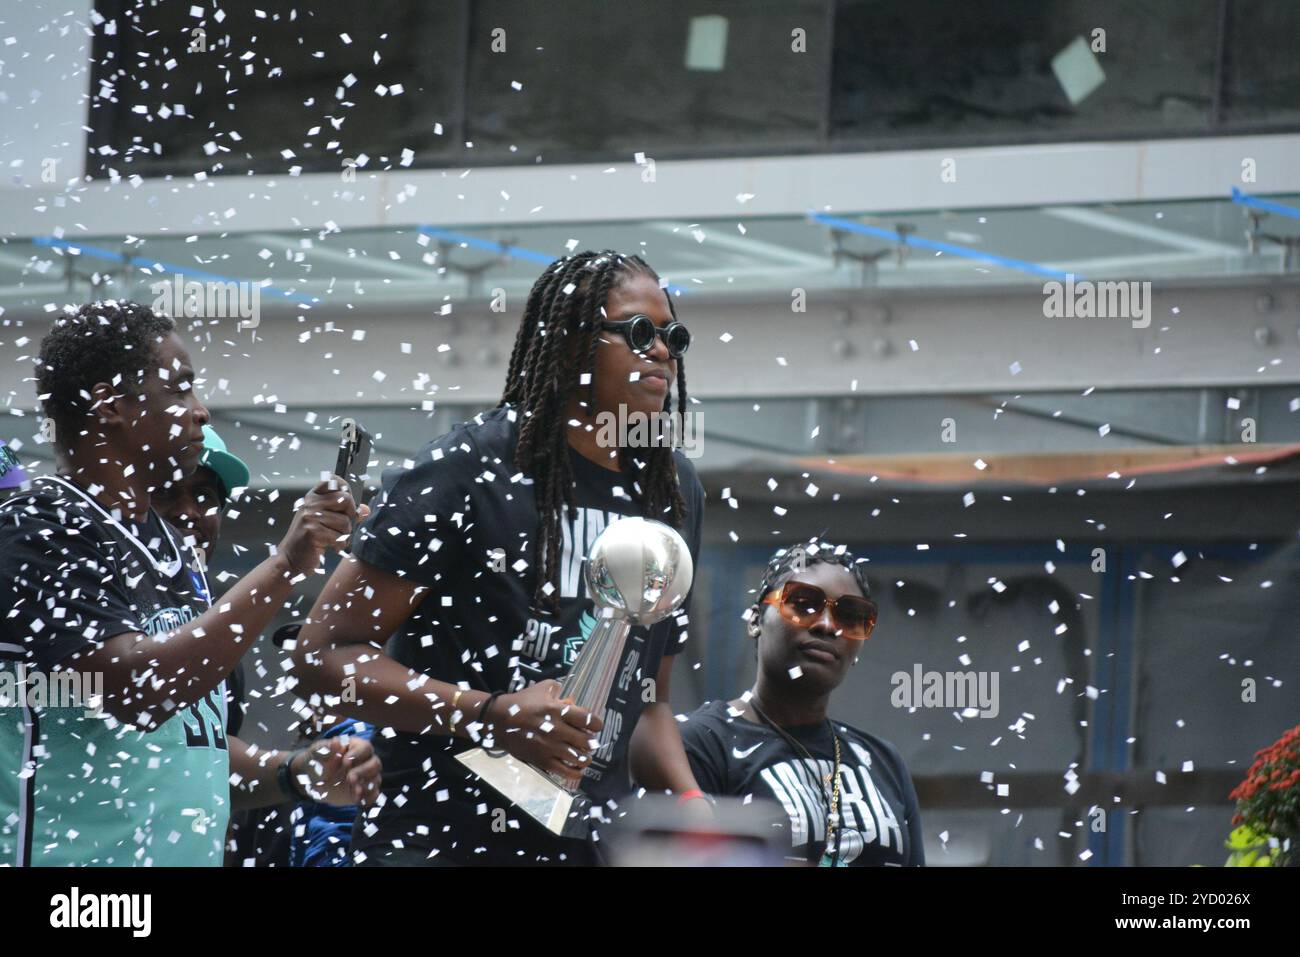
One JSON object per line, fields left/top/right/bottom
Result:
{"left": 678, "top": 539, "right": 925, "bottom": 867}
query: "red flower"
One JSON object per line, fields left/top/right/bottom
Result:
{"left": 1231, "top": 724, "right": 1300, "bottom": 861}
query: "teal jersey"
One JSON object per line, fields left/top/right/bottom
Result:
{"left": 0, "top": 476, "right": 230, "bottom": 866}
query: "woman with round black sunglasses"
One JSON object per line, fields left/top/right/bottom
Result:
{"left": 601, "top": 313, "right": 691, "bottom": 358}
{"left": 679, "top": 538, "right": 925, "bottom": 867}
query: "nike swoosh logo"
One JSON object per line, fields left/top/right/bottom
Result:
{"left": 732, "top": 743, "right": 764, "bottom": 759}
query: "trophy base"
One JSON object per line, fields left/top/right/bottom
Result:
{"left": 456, "top": 748, "right": 593, "bottom": 839}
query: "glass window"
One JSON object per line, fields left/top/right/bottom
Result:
{"left": 1224, "top": 0, "right": 1300, "bottom": 127}
{"left": 88, "top": 2, "right": 463, "bottom": 178}
{"left": 463, "top": 0, "right": 828, "bottom": 162}
{"left": 831, "top": 0, "right": 1219, "bottom": 145}
{"left": 84, "top": 1, "right": 1294, "bottom": 178}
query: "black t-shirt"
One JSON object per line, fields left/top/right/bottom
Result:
{"left": 0, "top": 475, "right": 211, "bottom": 671}
{"left": 348, "top": 404, "right": 704, "bottom": 865}
{"left": 0, "top": 475, "right": 230, "bottom": 866}
{"left": 679, "top": 700, "right": 925, "bottom": 867}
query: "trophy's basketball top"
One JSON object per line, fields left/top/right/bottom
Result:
{"left": 583, "top": 516, "right": 694, "bottom": 626}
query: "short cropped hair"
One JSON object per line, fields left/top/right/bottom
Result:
{"left": 35, "top": 300, "right": 175, "bottom": 437}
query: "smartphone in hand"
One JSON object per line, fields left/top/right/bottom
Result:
{"left": 334, "top": 418, "right": 373, "bottom": 507}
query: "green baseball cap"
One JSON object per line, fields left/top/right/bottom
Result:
{"left": 199, "top": 424, "right": 250, "bottom": 502}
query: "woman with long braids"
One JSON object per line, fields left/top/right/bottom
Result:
{"left": 680, "top": 538, "right": 926, "bottom": 867}
{"left": 292, "top": 250, "right": 707, "bottom": 865}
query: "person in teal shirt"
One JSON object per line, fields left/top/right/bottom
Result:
{"left": 0, "top": 300, "right": 374, "bottom": 866}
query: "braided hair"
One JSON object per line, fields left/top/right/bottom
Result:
{"left": 500, "top": 250, "right": 689, "bottom": 614}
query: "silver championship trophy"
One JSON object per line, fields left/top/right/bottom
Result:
{"left": 456, "top": 516, "right": 694, "bottom": 838}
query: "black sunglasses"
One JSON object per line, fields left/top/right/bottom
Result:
{"left": 600, "top": 314, "right": 691, "bottom": 359}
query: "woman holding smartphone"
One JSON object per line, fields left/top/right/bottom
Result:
{"left": 680, "top": 538, "right": 925, "bottom": 867}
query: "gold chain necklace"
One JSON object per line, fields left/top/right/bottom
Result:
{"left": 749, "top": 699, "right": 843, "bottom": 865}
